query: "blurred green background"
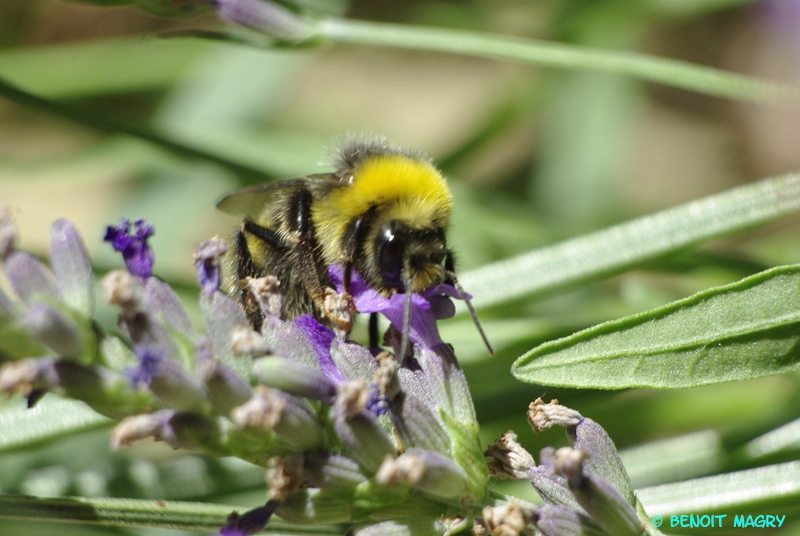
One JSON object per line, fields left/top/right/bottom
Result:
{"left": 2, "top": 0, "right": 800, "bottom": 534}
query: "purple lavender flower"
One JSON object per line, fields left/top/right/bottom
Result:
{"left": 193, "top": 236, "right": 227, "bottom": 294}
{"left": 328, "top": 264, "right": 457, "bottom": 350}
{"left": 104, "top": 218, "right": 155, "bottom": 278}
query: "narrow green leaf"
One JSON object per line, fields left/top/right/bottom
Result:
{"left": 461, "top": 172, "right": 800, "bottom": 311}
{"left": 0, "top": 396, "right": 109, "bottom": 452}
{"left": 316, "top": 18, "right": 795, "bottom": 104}
{"left": 637, "top": 460, "right": 800, "bottom": 515}
{"left": 512, "top": 265, "right": 800, "bottom": 389}
{"left": 0, "top": 494, "right": 343, "bottom": 533}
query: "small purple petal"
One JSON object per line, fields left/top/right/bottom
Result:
{"left": 295, "top": 314, "right": 345, "bottom": 383}
{"left": 220, "top": 501, "right": 279, "bottom": 536}
{"left": 328, "top": 265, "right": 459, "bottom": 351}
{"left": 125, "top": 346, "right": 160, "bottom": 386}
{"left": 104, "top": 218, "right": 155, "bottom": 278}
{"left": 193, "top": 237, "right": 227, "bottom": 294}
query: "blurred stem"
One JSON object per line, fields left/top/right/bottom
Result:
{"left": 315, "top": 17, "right": 795, "bottom": 104}
{"left": 0, "top": 76, "right": 273, "bottom": 183}
{"left": 0, "top": 494, "right": 344, "bottom": 534}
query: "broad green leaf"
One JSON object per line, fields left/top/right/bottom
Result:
{"left": 512, "top": 264, "right": 800, "bottom": 388}
{"left": 461, "top": 172, "right": 800, "bottom": 311}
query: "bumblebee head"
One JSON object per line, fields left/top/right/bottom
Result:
{"left": 373, "top": 220, "right": 448, "bottom": 294}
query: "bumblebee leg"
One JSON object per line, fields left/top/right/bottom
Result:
{"left": 284, "top": 189, "right": 354, "bottom": 332}
{"left": 243, "top": 220, "right": 286, "bottom": 251}
{"left": 235, "top": 228, "right": 264, "bottom": 331}
{"left": 369, "top": 312, "right": 379, "bottom": 348}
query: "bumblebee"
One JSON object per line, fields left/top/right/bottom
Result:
{"left": 218, "top": 138, "right": 490, "bottom": 357}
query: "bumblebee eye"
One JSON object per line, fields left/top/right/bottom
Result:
{"left": 379, "top": 226, "right": 405, "bottom": 288}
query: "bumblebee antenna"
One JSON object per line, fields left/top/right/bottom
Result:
{"left": 446, "top": 269, "right": 494, "bottom": 355}
{"left": 399, "top": 277, "right": 413, "bottom": 361}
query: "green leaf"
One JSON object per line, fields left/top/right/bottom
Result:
{"left": 637, "top": 460, "right": 800, "bottom": 515}
{"left": 0, "top": 396, "right": 109, "bottom": 452}
{"left": 461, "top": 172, "right": 800, "bottom": 311}
{"left": 0, "top": 494, "right": 343, "bottom": 533}
{"left": 316, "top": 18, "right": 795, "bottom": 103}
{"left": 512, "top": 264, "right": 800, "bottom": 389}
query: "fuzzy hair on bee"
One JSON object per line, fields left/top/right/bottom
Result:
{"left": 217, "top": 137, "right": 492, "bottom": 357}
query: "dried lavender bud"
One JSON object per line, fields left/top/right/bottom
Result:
{"left": 0, "top": 205, "right": 18, "bottom": 257}
{"left": 484, "top": 431, "right": 535, "bottom": 480}
{"left": 376, "top": 448, "right": 469, "bottom": 499}
{"left": 528, "top": 398, "right": 581, "bottom": 432}
{"left": 475, "top": 500, "right": 538, "bottom": 536}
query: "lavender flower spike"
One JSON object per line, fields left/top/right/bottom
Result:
{"left": 104, "top": 218, "right": 155, "bottom": 278}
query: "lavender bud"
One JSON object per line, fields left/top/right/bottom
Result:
{"left": 231, "top": 386, "right": 323, "bottom": 451}
{"left": 302, "top": 452, "right": 368, "bottom": 491}
{"left": 49, "top": 219, "right": 94, "bottom": 316}
{"left": 200, "top": 291, "right": 252, "bottom": 381}
{"left": 142, "top": 277, "right": 194, "bottom": 342}
{"left": 193, "top": 236, "right": 227, "bottom": 294}
{"left": 390, "top": 392, "right": 451, "bottom": 456}
{"left": 528, "top": 454, "right": 581, "bottom": 509}
{"left": 126, "top": 346, "right": 207, "bottom": 412}
{"left": 552, "top": 447, "right": 643, "bottom": 536}
{"left": 534, "top": 504, "right": 607, "bottom": 536}
{"left": 484, "top": 431, "right": 535, "bottom": 480}
{"left": 213, "top": 0, "right": 315, "bottom": 43}
{"left": 23, "top": 303, "right": 86, "bottom": 360}
{"left": 332, "top": 399, "right": 396, "bottom": 473}
{"left": 196, "top": 339, "right": 252, "bottom": 416}
{"left": 0, "top": 205, "right": 18, "bottom": 257}
{"left": 376, "top": 448, "right": 469, "bottom": 499}
{"left": 111, "top": 410, "right": 225, "bottom": 454}
{"left": 252, "top": 356, "right": 337, "bottom": 403}
{"left": 4, "top": 251, "right": 60, "bottom": 305}
{"left": 0, "top": 284, "right": 16, "bottom": 320}
{"left": 352, "top": 518, "right": 448, "bottom": 536}
{"left": 568, "top": 416, "right": 635, "bottom": 506}
{"left": 276, "top": 488, "right": 353, "bottom": 524}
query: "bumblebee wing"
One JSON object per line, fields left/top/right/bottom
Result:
{"left": 216, "top": 178, "right": 316, "bottom": 217}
